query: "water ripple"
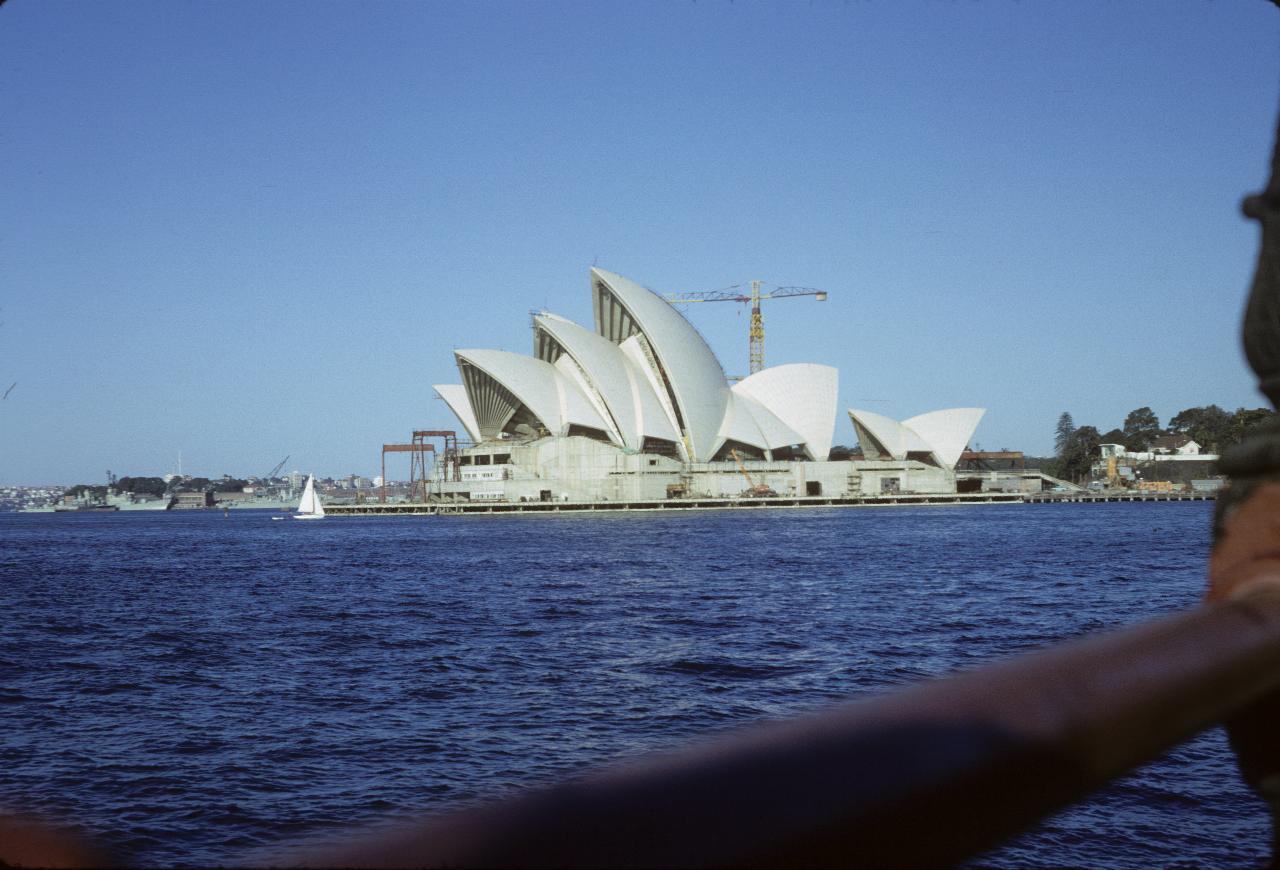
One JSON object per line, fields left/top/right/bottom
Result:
{"left": 0, "top": 503, "right": 1255, "bottom": 868}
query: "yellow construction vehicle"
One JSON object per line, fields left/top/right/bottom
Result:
{"left": 730, "top": 449, "right": 776, "bottom": 497}
{"left": 1107, "top": 455, "right": 1122, "bottom": 489}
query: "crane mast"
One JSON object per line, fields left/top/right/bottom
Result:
{"left": 748, "top": 281, "right": 765, "bottom": 375}
{"left": 663, "top": 281, "right": 828, "bottom": 375}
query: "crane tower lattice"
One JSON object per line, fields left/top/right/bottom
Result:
{"left": 663, "top": 281, "right": 828, "bottom": 375}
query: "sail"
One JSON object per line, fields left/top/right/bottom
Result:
{"left": 296, "top": 475, "right": 321, "bottom": 516}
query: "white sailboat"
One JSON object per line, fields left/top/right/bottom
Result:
{"left": 292, "top": 474, "right": 325, "bottom": 520}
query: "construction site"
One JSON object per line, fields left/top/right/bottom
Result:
{"left": 333, "top": 267, "right": 1095, "bottom": 515}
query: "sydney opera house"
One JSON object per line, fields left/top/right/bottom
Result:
{"left": 429, "top": 268, "right": 986, "bottom": 502}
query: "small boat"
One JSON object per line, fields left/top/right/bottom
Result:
{"left": 292, "top": 474, "right": 325, "bottom": 520}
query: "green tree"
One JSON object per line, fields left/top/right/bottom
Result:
{"left": 1054, "top": 412, "right": 1075, "bottom": 456}
{"left": 1229, "top": 407, "right": 1277, "bottom": 446}
{"left": 116, "top": 476, "right": 167, "bottom": 497}
{"left": 1101, "top": 425, "right": 1149, "bottom": 454}
{"left": 1122, "top": 407, "right": 1160, "bottom": 450}
{"left": 1059, "top": 425, "right": 1102, "bottom": 482}
{"left": 1168, "top": 405, "right": 1232, "bottom": 452}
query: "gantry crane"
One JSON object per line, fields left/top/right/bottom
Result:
{"left": 664, "top": 281, "right": 828, "bottom": 375}
{"left": 378, "top": 431, "right": 459, "bottom": 503}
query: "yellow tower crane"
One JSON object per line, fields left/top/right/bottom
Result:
{"left": 663, "top": 281, "right": 828, "bottom": 375}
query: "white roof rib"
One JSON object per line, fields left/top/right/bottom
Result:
{"left": 718, "top": 391, "right": 767, "bottom": 453}
{"left": 555, "top": 359, "right": 614, "bottom": 437}
{"left": 432, "top": 384, "right": 481, "bottom": 443}
{"left": 848, "top": 408, "right": 919, "bottom": 460}
{"left": 719, "top": 392, "right": 805, "bottom": 453}
{"left": 457, "top": 349, "right": 561, "bottom": 438}
{"left": 618, "top": 336, "right": 683, "bottom": 447}
{"left": 456, "top": 348, "right": 609, "bottom": 440}
{"left": 553, "top": 355, "right": 624, "bottom": 445}
{"left": 535, "top": 313, "right": 652, "bottom": 449}
{"left": 741, "top": 394, "right": 805, "bottom": 450}
{"left": 902, "top": 408, "right": 986, "bottom": 469}
{"left": 734, "top": 364, "right": 838, "bottom": 461}
{"left": 590, "top": 268, "right": 729, "bottom": 462}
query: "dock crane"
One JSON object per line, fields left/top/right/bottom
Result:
{"left": 664, "top": 281, "right": 828, "bottom": 375}
{"left": 265, "top": 455, "right": 289, "bottom": 481}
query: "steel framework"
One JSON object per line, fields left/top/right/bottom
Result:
{"left": 378, "top": 430, "right": 460, "bottom": 504}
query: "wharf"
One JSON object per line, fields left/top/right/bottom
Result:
{"left": 1024, "top": 491, "right": 1217, "bottom": 504}
{"left": 323, "top": 490, "right": 1214, "bottom": 517}
{"left": 329, "top": 492, "right": 1022, "bottom": 515}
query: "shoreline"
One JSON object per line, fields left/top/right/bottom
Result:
{"left": 322, "top": 490, "right": 1213, "bottom": 517}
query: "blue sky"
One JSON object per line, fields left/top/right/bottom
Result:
{"left": 1, "top": 1, "right": 1278, "bottom": 484}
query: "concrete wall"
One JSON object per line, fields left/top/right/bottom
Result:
{"left": 436, "top": 437, "right": 962, "bottom": 502}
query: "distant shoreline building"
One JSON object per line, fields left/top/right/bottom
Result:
{"left": 429, "top": 268, "right": 996, "bottom": 502}
{"left": 1098, "top": 436, "right": 1219, "bottom": 463}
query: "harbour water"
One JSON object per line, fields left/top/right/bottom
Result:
{"left": 0, "top": 502, "right": 1268, "bottom": 867}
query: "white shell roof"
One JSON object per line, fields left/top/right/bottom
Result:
{"left": 432, "top": 384, "right": 481, "bottom": 443}
{"left": 848, "top": 406, "right": 985, "bottom": 469}
{"left": 456, "top": 348, "right": 610, "bottom": 437}
{"left": 902, "top": 408, "right": 986, "bottom": 469}
{"left": 591, "top": 268, "right": 729, "bottom": 462}
{"left": 618, "top": 335, "right": 683, "bottom": 446}
{"left": 553, "top": 355, "right": 623, "bottom": 445}
{"left": 733, "top": 363, "right": 839, "bottom": 461}
{"left": 535, "top": 312, "right": 662, "bottom": 450}
{"left": 435, "top": 268, "right": 859, "bottom": 462}
{"left": 719, "top": 391, "right": 805, "bottom": 453}
{"left": 847, "top": 408, "right": 930, "bottom": 460}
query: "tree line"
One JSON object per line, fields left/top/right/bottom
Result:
{"left": 1052, "top": 405, "right": 1276, "bottom": 482}
{"left": 63, "top": 476, "right": 250, "bottom": 499}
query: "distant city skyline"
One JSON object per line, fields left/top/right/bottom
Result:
{"left": 2, "top": 2, "right": 1278, "bottom": 484}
